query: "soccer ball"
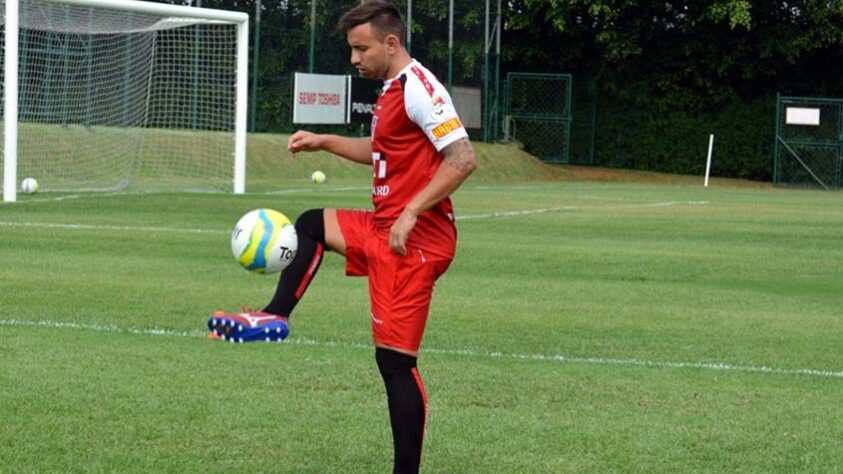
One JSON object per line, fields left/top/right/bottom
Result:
{"left": 21, "top": 177, "right": 39, "bottom": 194}
{"left": 231, "top": 209, "right": 298, "bottom": 274}
{"left": 311, "top": 170, "right": 327, "bottom": 184}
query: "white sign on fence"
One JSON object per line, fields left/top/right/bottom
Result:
{"left": 293, "top": 73, "right": 347, "bottom": 124}
{"left": 785, "top": 107, "right": 820, "bottom": 126}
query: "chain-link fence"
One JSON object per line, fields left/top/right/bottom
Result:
{"left": 502, "top": 73, "right": 573, "bottom": 163}
{"left": 774, "top": 94, "right": 843, "bottom": 189}
{"left": 256, "top": 0, "right": 489, "bottom": 138}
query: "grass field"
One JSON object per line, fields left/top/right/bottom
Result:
{"left": 2, "top": 141, "right": 842, "bottom": 472}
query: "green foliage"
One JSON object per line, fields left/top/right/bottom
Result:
{"left": 594, "top": 97, "right": 774, "bottom": 180}
{"left": 505, "top": 1, "right": 843, "bottom": 179}
{"left": 708, "top": 0, "right": 753, "bottom": 29}
{"left": 143, "top": 0, "right": 843, "bottom": 179}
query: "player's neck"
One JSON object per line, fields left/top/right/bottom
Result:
{"left": 385, "top": 50, "right": 413, "bottom": 80}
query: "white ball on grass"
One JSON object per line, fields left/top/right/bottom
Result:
{"left": 311, "top": 170, "right": 327, "bottom": 184}
{"left": 21, "top": 177, "right": 39, "bottom": 194}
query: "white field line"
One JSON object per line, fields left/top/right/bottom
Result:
{"left": 1, "top": 318, "right": 840, "bottom": 380}
{"left": 635, "top": 200, "right": 709, "bottom": 208}
{"left": 5, "top": 187, "right": 369, "bottom": 204}
{"left": 460, "top": 206, "right": 578, "bottom": 220}
{"left": 0, "top": 201, "right": 710, "bottom": 234}
{"left": 0, "top": 220, "right": 225, "bottom": 235}
{"left": 15, "top": 191, "right": 134, "bottom": 203}
{"left": 264, "top": 186, "right": 369, "bottom": 195}
{"left": 460, "top": 201, "right": 708, "bottom": 220}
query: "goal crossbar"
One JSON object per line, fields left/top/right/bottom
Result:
{"left": 49, "top": 0, "right": 248, "bottom": 23}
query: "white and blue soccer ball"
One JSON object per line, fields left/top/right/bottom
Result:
{"left": 231, "top": 209, "right": 298, "bottom": 274}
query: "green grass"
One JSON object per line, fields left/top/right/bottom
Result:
{"left": 2, "top": 140, "right": 842, "bottom": 472}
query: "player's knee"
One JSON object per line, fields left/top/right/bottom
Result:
{"left": 376, "top": 347, "right": 417, "bottom": 376}
{"left": 295, "top": 208, "right": 325, "bottom": 244}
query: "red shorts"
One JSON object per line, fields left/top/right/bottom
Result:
{"left": 336, "top": 210, "right": 453, "bottom": 352}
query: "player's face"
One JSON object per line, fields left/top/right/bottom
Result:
{"left": 347, "top": 23, "right": 392, "bottom": 80}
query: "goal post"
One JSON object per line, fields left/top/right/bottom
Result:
{"left": 2, "top": 0, "right": 248, "bottom": 202}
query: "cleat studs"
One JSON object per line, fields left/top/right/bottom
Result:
{"left": 276, "top": 327, "right": 281, "bottom": 333}
{"left": 238, "top": 338, "right": 244, "bottom": 343}
{"left": 265, "top": 328, "right": 270, "bottom": 334}
{"left": 238, "top": 325, "right": 243, "bottom": 332}
{"left": 265, "top": 337, "right": 270, "bottom": 342}
{"left": 212, "top": 319, "right": 217, "bottom": 326}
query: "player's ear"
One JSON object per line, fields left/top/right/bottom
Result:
{"left": 384, "top": 33, "right": 400, "bottom": 53}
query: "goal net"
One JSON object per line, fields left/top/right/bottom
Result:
{"left": 2, "top": 0, "right": 247, "bottom": 200}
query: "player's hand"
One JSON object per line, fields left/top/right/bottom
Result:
{"left": 287, "top": 130, "right": 323, "bottom": 155}
{"left": 389, "top": 209, "right": 418, "bottom": 256}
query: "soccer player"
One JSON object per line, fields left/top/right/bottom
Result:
{"left": 209, "top": 1, "right": 477, "bottom": 472}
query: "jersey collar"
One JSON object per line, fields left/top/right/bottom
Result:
{"left": 381, "top": 59, "right": 419, "bottom": 94}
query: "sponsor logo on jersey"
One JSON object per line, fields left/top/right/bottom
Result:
{"left": 431, "top": 96, "right": 446, "bottom": 116}
{"left": 373, "top": 185, "right": 390, "bottom": 197}
{"left": 432, "top": 117, "right": 463, "bottom": 139}
{"left": 372, "top": 152, "right": 387, "bottom": 178}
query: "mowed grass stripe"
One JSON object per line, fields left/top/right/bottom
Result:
{"left": 3, "top": 318, "right": 841, "bottom": 380}
{"left": 0, "top": 198, "right": 712, "bottom": 235}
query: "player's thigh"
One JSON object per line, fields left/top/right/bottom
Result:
{"left": 368, "top": 244, "right": 448, "bottom": 353}
{"left": 323, "top": 208, "right": 346, "bottom": 255}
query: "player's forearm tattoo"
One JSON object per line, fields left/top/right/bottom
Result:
{"left": 442, "top": 138, "right": 478, "bottom": 174}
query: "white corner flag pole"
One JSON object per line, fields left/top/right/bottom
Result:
{"left": 704, "top": 134, "right": 714, "bottom": 188}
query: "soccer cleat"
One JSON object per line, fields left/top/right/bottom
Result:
{"left": 207, "top": 310, "right": 289, "bottom": 343}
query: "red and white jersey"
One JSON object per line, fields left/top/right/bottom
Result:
{"left": 370, "top": 60, "right": 468, "bottom": 254}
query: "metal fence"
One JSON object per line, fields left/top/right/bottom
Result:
{"left": 774, "top": 94, "right": 843, "bottom": 189}
{"left": 502, "top": 73, "right": 573, "bottom": 163}
{"left": 255, "top": 0, "right": 492, "bottom": 139}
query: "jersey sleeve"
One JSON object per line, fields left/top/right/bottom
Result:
{"left": 403, "top": 67, "right": 469, "bottom": 152}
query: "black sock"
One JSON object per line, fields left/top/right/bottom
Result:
{"left": 376, "top": 348, "right": 427, "bottom": 474}
{"left": 263, "top": 209, "right": 325, "bottom": 317}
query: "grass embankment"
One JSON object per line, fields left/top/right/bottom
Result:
{"left": 244, "top": 132, "right": 772, "bottom": 190}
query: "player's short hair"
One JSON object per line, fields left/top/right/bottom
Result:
{"left": 338, "top": 0, "right": 405, "bottom": 44}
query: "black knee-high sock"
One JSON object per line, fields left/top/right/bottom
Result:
{"left": 376, "top": 347, "right": 428, "bottom": 474}
{"left": 263, "top": 209, "right": 325, "bottom": 317}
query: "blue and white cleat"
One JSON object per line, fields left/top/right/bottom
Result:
{"left": 208, "top": 310, "right": 289, "bottom": 343}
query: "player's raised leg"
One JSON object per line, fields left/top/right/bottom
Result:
{"left": 209, "top": 209, "right": 346, "bottom": 342}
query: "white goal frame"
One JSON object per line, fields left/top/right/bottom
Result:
{"left": 2, "top": 0, "right": 249, "bottom": 202}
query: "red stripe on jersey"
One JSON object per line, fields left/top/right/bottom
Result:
{"left": 294, "top": 242, "right": 324, "bottom": 299}
{"left": 411, "top": 367, "right": 428, "bottom": 463}
{"left": 410, "top": 66, "right": 434, "bottom": 97}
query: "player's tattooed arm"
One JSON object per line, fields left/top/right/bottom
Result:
{"left": 389, "top": 138, "right": 477, "bottom": 255}
{"left": 441, "top": 137, "right": 478, "bottom": 175}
